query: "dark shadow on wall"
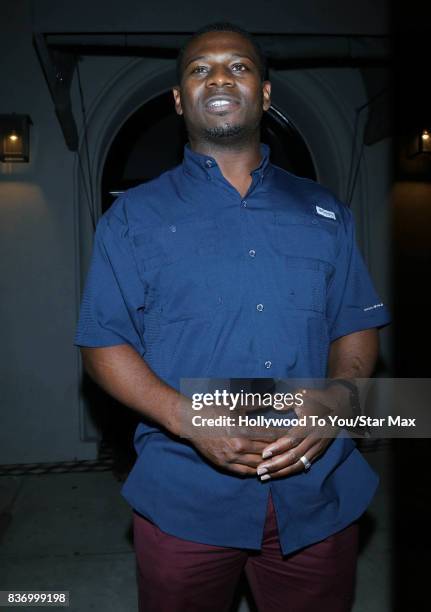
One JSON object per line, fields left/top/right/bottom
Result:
{"left": 392, "top": 2, "right": 431, "bottom": 610}
{"left": 81, "top": 374, "right": 139, "bottom": 479}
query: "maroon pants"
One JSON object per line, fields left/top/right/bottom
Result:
{"left": 132, "top": 495, "right": 358, "bottom": 612}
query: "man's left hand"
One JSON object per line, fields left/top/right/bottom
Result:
{"left": 256, "top": 387, "right": 347, "bottom": 480}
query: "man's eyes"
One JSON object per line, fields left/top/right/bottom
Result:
{"left": 191, "top": 65, "right": 209, "bottom": 74}
{"left": 190, "top": 63, "right": 249, "bottom": 74}
{"left": 231, "top": 63, "right": 248, "bottom": 71}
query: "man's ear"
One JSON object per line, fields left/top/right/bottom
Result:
{"left": 262, "top": 81, "right": 271, "bottom": 112}
{"left": 172, "top": 87, "right": 183, "bottom": 116}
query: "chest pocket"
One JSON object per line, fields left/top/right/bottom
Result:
{"left": 272, "top": 213, "right": 336, "bottom": 315}
{"left": 274, "top": 212, "right": 338, "bottom": 262}
{"left": 280, "top": 257, "right": 333, "bottom": 314}
{"left": 132, "top": 219, "right": 221, "bottom": 321}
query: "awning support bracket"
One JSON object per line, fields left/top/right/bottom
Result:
{"left": 33, "top": 32, "right": 79, "bottom": 151}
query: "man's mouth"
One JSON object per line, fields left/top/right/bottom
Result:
{"left": 205, "top": 97, "right": 240, "bottom": 114}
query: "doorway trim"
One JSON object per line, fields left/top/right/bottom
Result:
{"left": 73, "top": 58, "right": 369, "bottom": 439}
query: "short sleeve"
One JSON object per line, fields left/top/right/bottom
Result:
{"left": 326, "top": 205, "right": 391, "bottom": 342}
{"left": 74, "top": 199, "right": 144, "bottom": 351}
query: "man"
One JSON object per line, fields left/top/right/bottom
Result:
{"left": 75, "top": 22, "right": 391, "bottom": 612}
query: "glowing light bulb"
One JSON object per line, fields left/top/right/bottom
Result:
{"left": 421, "top": 130, "right": 430, "bottom": 141}
{"left": 8, "top": 132, "right": 18, "bottom": 142}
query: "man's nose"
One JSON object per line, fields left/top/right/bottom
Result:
{"left": 206, "top": 65, "right": 234, "bottom": 88}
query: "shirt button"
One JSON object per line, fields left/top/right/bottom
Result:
{"left": 205, "top": 159, "right": 213, "bottom": 167}
{"left": 248, "top": 249, "right": 256, "bottom": 257}
{"left": 256, "top": 303, "right": 264, "bottom": 311}
{"left": 241, "top": 200, "right": 247, "bottom": 208}
{"left": 169, "top": 225, "right": 176, "bottom": 232}
{"left": 264, "top": 360, "right": 272, "bottom": 369}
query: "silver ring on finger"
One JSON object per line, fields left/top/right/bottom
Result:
{"left": 299, "top": 454, "right": 312, "bottom": 471}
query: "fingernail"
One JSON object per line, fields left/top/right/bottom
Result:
{"left": 260, "top": 474, "right": 271, "bottom": 481}
{"left": 262, "top": 450, "right": 273, "bottom": 459}
{"left": 257, "top": 466, "right": 268, "bottom": 476}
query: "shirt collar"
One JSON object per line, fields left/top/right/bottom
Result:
{"left": 182, "top": 142, "right": 271, "bottom": 181}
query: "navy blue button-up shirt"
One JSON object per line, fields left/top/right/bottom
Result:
{"left": 75, "top": 143, "right": 390, "bottom": 554}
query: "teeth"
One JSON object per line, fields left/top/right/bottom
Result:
{"left": 209, "top": 100, "right": 231, "bottom": 107}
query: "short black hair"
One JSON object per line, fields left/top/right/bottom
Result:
{"left": 176, "top": 22, "right": 268, "bottom": 84}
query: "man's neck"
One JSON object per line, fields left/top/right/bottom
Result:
{"left": 190, "top": 138, "right": 263, "bottom": 198}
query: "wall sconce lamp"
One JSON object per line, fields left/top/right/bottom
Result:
{"left": 0, "top": 114, "right": 32, "bottom": 163}
{"left": 407, "top": 128, "right": 431, "bottom": 158}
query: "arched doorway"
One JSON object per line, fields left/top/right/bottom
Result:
{"left": 77, "top": 62, "right": 377, "bottom": 472}
{"left": 96, "top": 88, "right": 317, "bottom": 473}
{"left": 101, "top": 90, "right": 316, "bottom": 212}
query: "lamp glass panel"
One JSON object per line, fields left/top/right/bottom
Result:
{"left": 421, "top": 130, "right": 431, "bottom": 153}
{"left": 4, "top": 134, "right": 23, "bottom": 156}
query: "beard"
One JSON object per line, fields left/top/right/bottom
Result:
{"left": 199, "top": 117, "right": 260, "bottom": 147}
{"left": 202, "top": 123, "right": 245, "bottom": 140}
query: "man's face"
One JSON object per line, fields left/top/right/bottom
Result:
{"left": 173, "top": 31, "right": 271, "bottom": 144}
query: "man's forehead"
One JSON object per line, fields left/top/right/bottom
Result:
{"left": 183, "top": 31, "right": 258, "bottom": 64}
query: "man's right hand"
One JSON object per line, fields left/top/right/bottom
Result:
{"left": 191, "top": 436, "right": 275, "bottom": 476}
{"left": 80, "top": 345, "right": 276, "bottom": 476}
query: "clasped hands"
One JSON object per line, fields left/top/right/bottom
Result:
{"left": 191, "top": 386, "right": 350, "bottom": 481}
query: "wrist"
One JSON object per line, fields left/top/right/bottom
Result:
{"left": 326, "top": 378, "right": 357, "bottom": 418}
{"left": 325, "top": 384, "right": 352, "bottom": 418}
{"left": 326, "top": 378, "right": 371, "bottom": 436}
{"left": 159, "top": 393, "right": 189, "bottom": 438}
